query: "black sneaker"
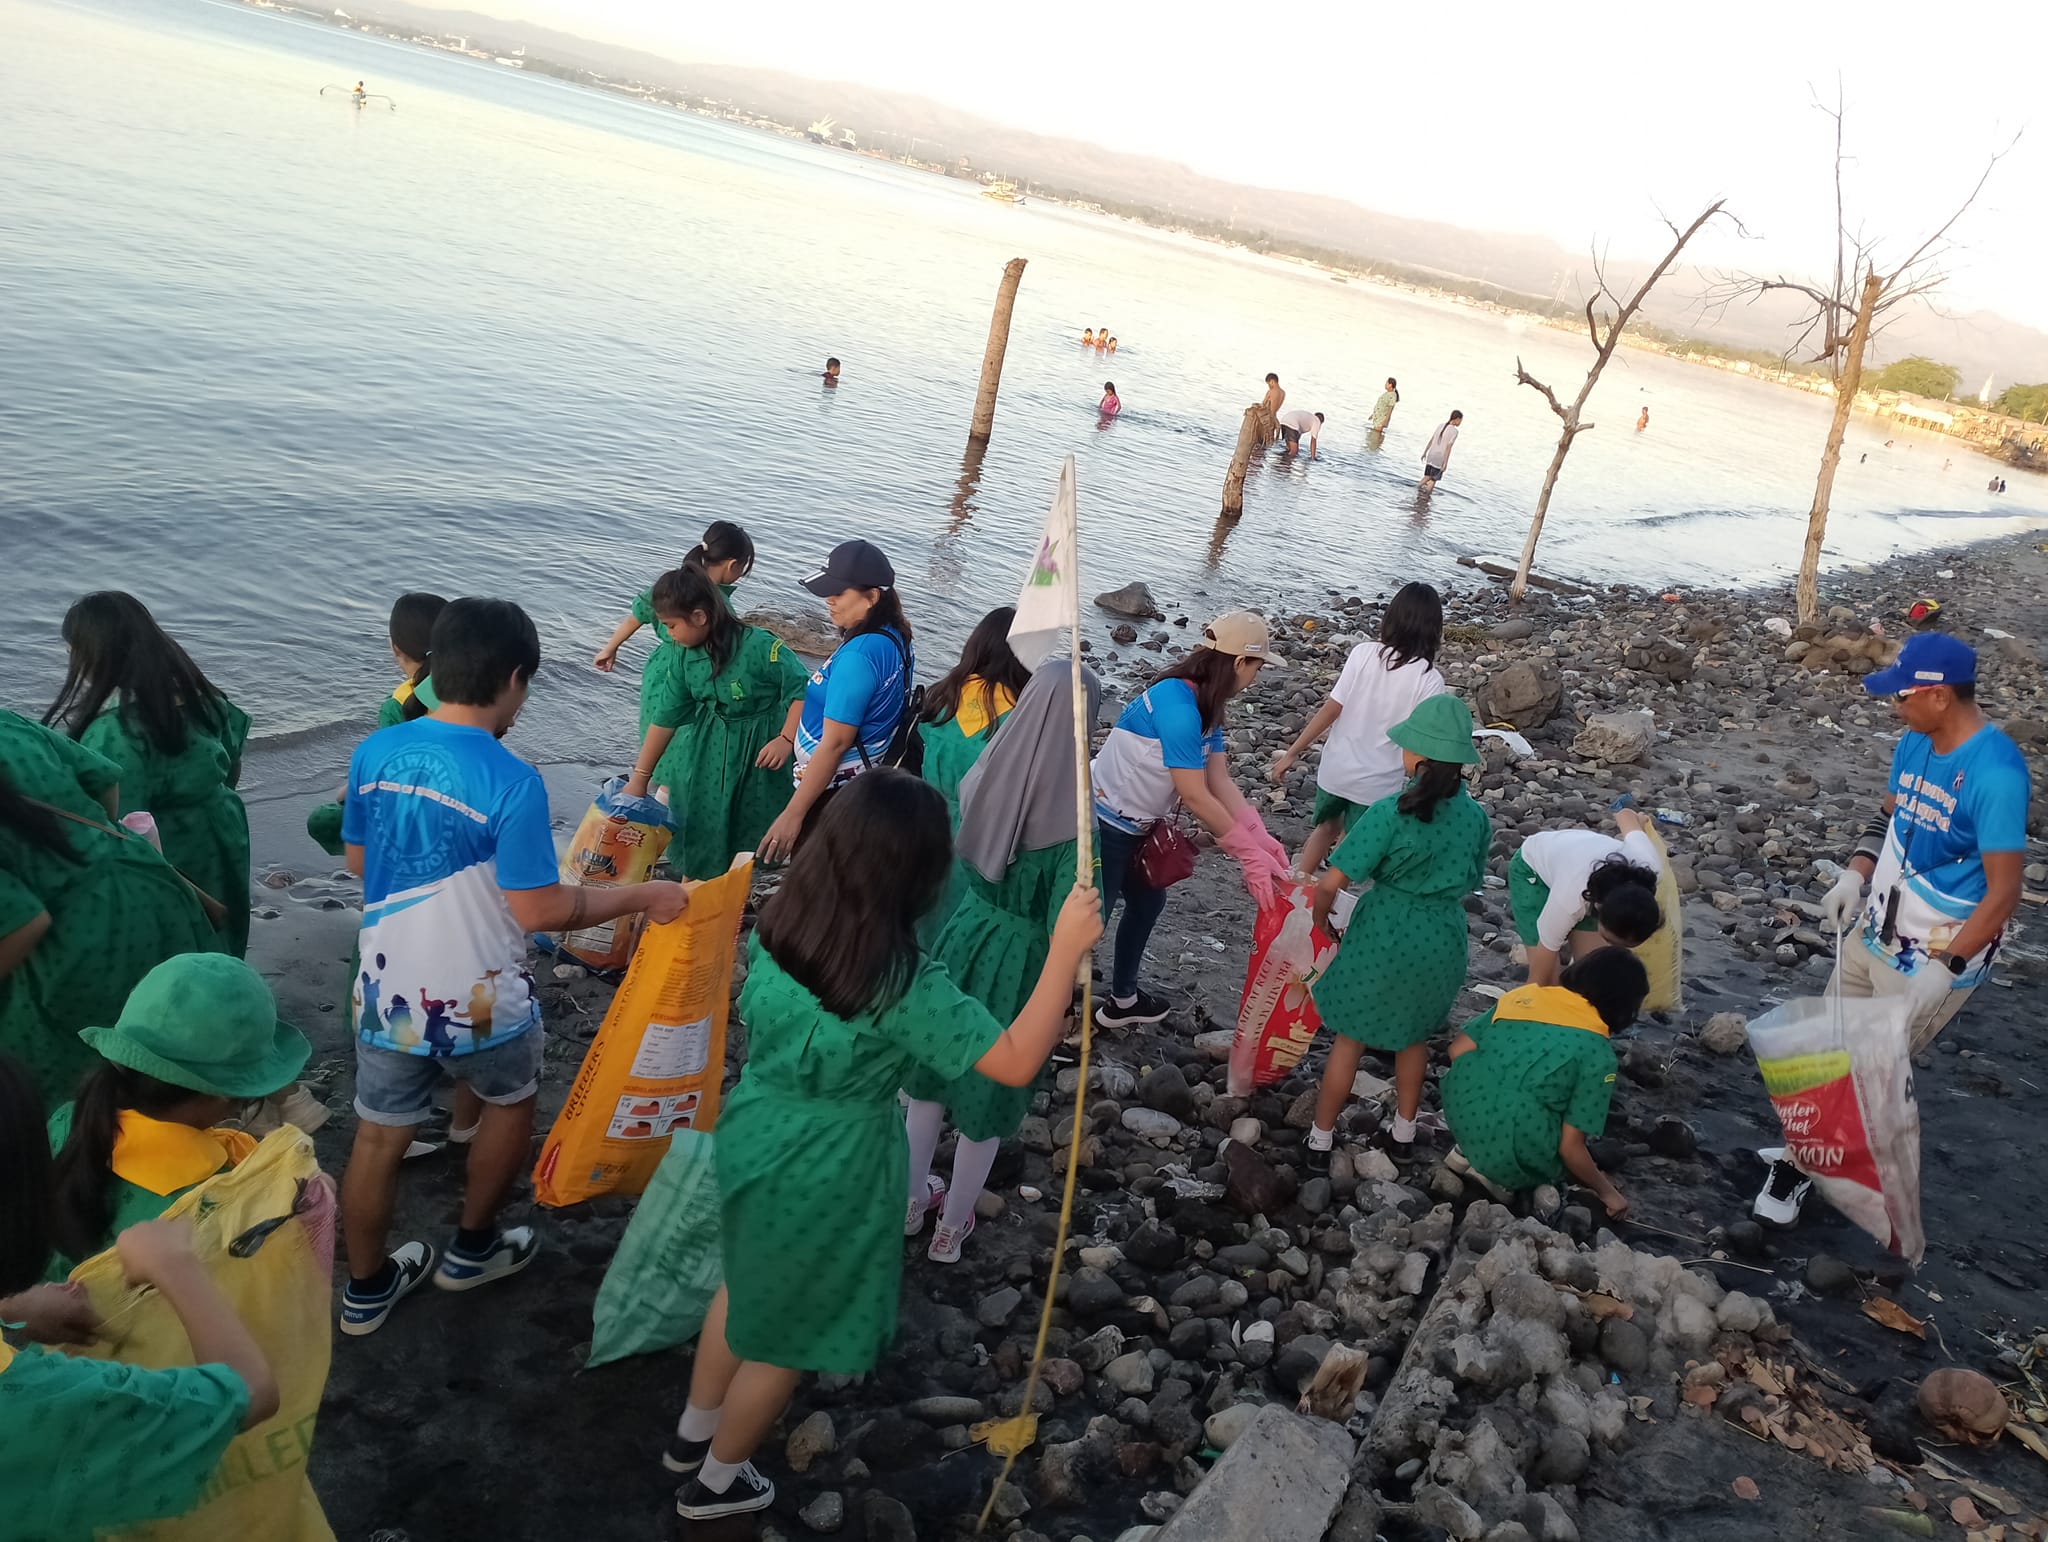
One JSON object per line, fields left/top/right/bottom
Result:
{"left": 1303, "top": 1144, "right": 1332, "bottom": 1175}
{"left": 1752, "top": 1156, "right": 1812, "bottom": 1227}
{"left": 676, "top": 1464, "right": 775, "bottom": 1520}
{"left": 1095, "top": 988, "right": 1170, "bottom": 1029}
{"left": 661, "top": 1433, "right": 710, "bottom": 1477}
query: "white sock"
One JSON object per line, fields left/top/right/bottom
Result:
{"left": 447, "top": 1122, "right": 479, "bottom": 1145}
{"left": 1114, "top": 993, "right": 1137, "bottom": 1009}
{"left": 903, "top": 1098, "right": 945, "bottom": 1209}
{"left": 944, "top": 1136, "right": 1000, "bottom": 1229}
{"left": 1306, "top": 1122, "right": 1335, "bottom": 1152}
{"left": 697, "top": 1455, "right": 741, "bottom": 1494}
{"left": 676, "top": 1402, "right": 721, "bottom": 1442}
{"left": 1391, "top": 1114, "right": 1417, "bottom": 1144}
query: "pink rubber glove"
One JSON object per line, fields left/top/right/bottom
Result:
{"left": 1217, "top": 806, "right": 1291, "bottom": 907}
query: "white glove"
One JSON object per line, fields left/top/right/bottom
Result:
{"left": 1819, "top": 869, "right": 1866, "bottom": 933}
{"left": 1905, "top": 960, "right": 1955, "bottom": 1019}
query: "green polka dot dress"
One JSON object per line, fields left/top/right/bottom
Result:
{"left": 1440, "top": 994, "right": 1618, "bottom": 1191}
{"left": 718, "top": 940, "right": 1003, "bottom": 1374}
{"left": 1311, "top": 785, "right": 1491, "bottom": 1051}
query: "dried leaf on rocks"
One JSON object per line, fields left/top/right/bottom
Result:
{"left": 1683, "top": 1384, "right": 1719, "bottom": 1409}
{"left": 1629, "top": 1395, "right": 1657, "bottom": 1423}
{"left": 1952, "top": 1498, "right": 1986, "bottom": 1527}
{"left": 1749, "top": 1363, "right": 1786, "bottom": 1397}
{"left": 1862, "top": 1298, "right": 1928, "bottom": 1338}
{"left": 971, "top": 1413, "right": 1037, "bottom": 1457}
{"left": 1732, "top": 1476, "right": 1760, "bottom": 1500}
{"left": 1297, "top": 1342, "right": 1369, "bottom": 1422}
{"left": 2006, "top": 1421, "right": 2048, "bottom": 1465}
{"left": 1577, "top": 1290, "right": 1634, "bottom": 1321}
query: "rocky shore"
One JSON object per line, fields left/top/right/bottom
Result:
{"left": 290, "top": 534, "right": 2048, "bottom": 1542}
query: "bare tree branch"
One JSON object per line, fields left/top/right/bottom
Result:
{"left": 1513, "top": 358, "right": 1568, "bottom": 422}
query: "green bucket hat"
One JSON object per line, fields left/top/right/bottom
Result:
{"left": 79, "top": 954, "right": 310, "bottom": 1099}
{"left": 1388, "top": 694, "right": 1482, "bottom": 766}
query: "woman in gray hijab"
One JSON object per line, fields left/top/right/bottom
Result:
{"left": 902, "top": 657, "right": 1102, "bottom": 1265}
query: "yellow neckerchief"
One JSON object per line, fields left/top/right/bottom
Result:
{"left": 953, "top": 677, "right": 1018, "bottom": 740}
{"left": 0, "top": 1340, "right": 13, "bottom": 1375}
{"left": 110, "top": 1112, "right": 258, "bottom": 1197}
{"left": 392, "top": 678, "right": 417, "bottom": 708}
{"left": 1491, "top": 984, "right": 1611, "bottom": 1038}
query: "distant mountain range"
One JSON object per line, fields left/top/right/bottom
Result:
{"left": 343, "top": 0, "right": 2048, "bottom": 389}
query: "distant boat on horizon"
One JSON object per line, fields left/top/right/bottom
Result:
{"left": 981, "top": 179, "right": 1023, "bottom": 204}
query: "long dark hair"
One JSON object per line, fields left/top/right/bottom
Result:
{"left": 650, "top": 564, "right": 742, "bottom": 676}
{"left": 846, "top": 586, "right": 914, "bottom": 647}
{"left": 1385, "top": 377, "right": 1400, "bottom": 401}
{"left": 1380, "top": 583, "right": 1443, "bottom": 670}
{"left": 1584, "top": 856, "right": 1663, "bottom": 946}
{"left": 389, "top": 592, "right": 448, "bottom": 722}
{"left": 1397, "top": 760, "right": 1465, "bottom": 822}
{"left": 1560, "top": 947, "right": 1650, "bottom": 1032}
{"left": 0, "top": 768, "right": 78, "bottom": 862}
{"left": 1152, "top": 646, "right": 1238, "bottom": 732}
{"left": 756, "top": 770, "right": 951, "bottom": 1019}
{"left": 44, "top": 592, "right": 227, "bottom": 756}
{"left": 0, "top": 1053, "right": 53, "bottom": 1293}
{"left": 50, "top": 1063, "right": 201, "bottom": 1264}
{"left": 923, "top": 606, "right": 1029, "bottom": 727}
{"left": 686, "top": 520, "right": 755, "bottom": 578}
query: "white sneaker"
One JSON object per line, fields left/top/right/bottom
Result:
{"left": 1753, "top": 1153, "right": 1811, "bottom": 1226}
{"left": 905, "top": 1173, "right": 945, "bottom": 1236}
{"left": 928, "top": 1215, "right": 975, "bottom": 1264}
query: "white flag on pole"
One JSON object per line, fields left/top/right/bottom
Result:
{"left": 1007, "top": 455, "right": 1079, "bottom": 670}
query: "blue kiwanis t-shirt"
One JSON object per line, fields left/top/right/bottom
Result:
{"left": 1091, "top": 677, "right": 1226, "bottom": 834}
{"left": 794, "top": 627, "right": 912, "bottom": 777}
{"left": 1858, "top": 722, "right": 2030, "bottom": 986}
{"left": 341, "top": 719, "right": 558, "bottom": 1055}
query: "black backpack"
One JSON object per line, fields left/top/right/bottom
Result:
{"left": 857, "top": 628, "right": 925, "bottom": 776}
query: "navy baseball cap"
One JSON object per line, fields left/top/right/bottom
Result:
{"left": 801, "top": 539, "right": 895, "bottom": 596}
{"left": 1863, "top": 632, "right": 1977, "bottom": 695}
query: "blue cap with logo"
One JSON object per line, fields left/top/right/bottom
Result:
{"left": 1863, "top": 632, "right": 1977, "bottom": 695}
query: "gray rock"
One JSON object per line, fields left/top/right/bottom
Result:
{"left": 1488, "top": 618, "right": 1535, "bottom": 642}
{"left": 798, "top": 1491, "right": 846, "bottom": 1533}
{"left": 1414, "top": 1484, "right": 1486, "bottom": 1541}
{"left": 1715, "top": 1291, "right": 1770, "bottom": 1334}
{"left": 1138, "top": 1063, "right": 1198, "bottom": 1121}
{"left": 1597, "top": 1316, "right": 1649, "bottom": 1374}
{"left": 1124, "top": 1221, "right": 1186, "bottom": 1272}
{"left": 1203, "top": 1402, "right": 1262, "bottom": 1449}
{"left": 860, "top": 1492, "right": 917, "bottom": 1542}
{"left": 977, "top": 1286, "right": 1023, "bottom": 1329}
{"left": 1805, "top": 1253, "right": 1856, "bottom": 1296}
{"left": 1570, "top": 710, "right": 1655, "bottom": 765}
{"left": 1075, "top": 1324, "right": 1126, "bottom": 1370}
{"left": 1122, "top": 1107, "right": 1184, "bottom": 1142}
{"left": 1534, "top": 1425, "right": 1591, "bottom": 1485}
{"left": 1490, "top": 1272, "right": 1565, "bottom": 1329}
{"left": 743, "top": 607, "right": 839, "bottom": 656}
{"left": 1521, "top": 1493, "right": 1581, "bottom": 1542}
{"left": 1646, "top": 1117, "right": 1697, "bottom": 1159}
{"left": 1299, "top": 1177, "right": 1332, "bottom": 1215}
{"left": 1273, "top": 1334, "right": 1331, "bottom": 1392}
{"left": 1037, "top": 1416, "right": 1121, "bottom": 1507}
{"left": 905, "top": 1395, "right": 985, "bottom": 1425}
{"left": 1153, "top": 1406, "right": 1354, "bottom": 1541}
{"left": 1699, "top": 1012, "right": 1749, "bottom": 1055}
{"left": 1104, "top": 1351, "right": 1157, "bottom": 1396}
{"left": 1475, "top": 660, "right": 1564, "bottom": 732}
{"left": 1068, "top": 1267, "right": 1126, "bottom": 1316}
{"left": 1096, "top": 582, "right": 1163, "bottom": 619}
{"left": 786, "top": 1409, "right": 837, "bottom": 1472}
{"left": 1111, "top": 622, "right": 1139, "bottom": 645}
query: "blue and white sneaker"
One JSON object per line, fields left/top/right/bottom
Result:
{"left": 339, "top": 1242, "right": 436, "bottom": 1336}
{"left": 433, "top": 1226, "right": 539, "bottom": 1292}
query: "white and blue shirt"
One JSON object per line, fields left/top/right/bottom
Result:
{"left": 1091, "top": 678, "right": 1225, "bottom": 834}
{"left": 794, "top": 627, "right": 913, "bottom": 780}
{"left": 1859, "top": 723, "right": 2030, "bottom": 985}
{"left": 341, "top": 719, "right": 559, "bottom": 1056}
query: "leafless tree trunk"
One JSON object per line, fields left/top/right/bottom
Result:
{"left": 1709, "top": 90, "right": 2013, "bottom": 624}
{"left": 970, "top": 258, "right": 1028, "bottom": 441}
{"left": 1796, "top": 271, "right": 1881, "bottom": 623}
{"left": 1510, "top": 201, "right": 1730, "bottom": 600}
{"left": 1221, "top": 406, "right": 1265, "bottom": 515}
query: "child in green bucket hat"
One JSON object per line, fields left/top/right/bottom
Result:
{"left": 45, "top": 954, "right": 311, "bottom": 1276}
{"left": 1302, "top": 694, "right": 1492, "bottom": 1172}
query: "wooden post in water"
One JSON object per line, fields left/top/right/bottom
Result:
{"left": 1221, "top": 406, "right": 1266, "bottom": 515}
{"left": 970, "top": 258, "right": 1028, "bottom": 442}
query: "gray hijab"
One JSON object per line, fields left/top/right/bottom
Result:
{"left": 954, "top": 657, "right": 1102, "bottom": 883}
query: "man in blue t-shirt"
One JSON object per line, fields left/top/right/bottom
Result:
{"left": 337, "top": 598, "right": 689, "bottom": 1336}
{"left": 1758, "top": 633, "right": 2032, "bottom": 1225}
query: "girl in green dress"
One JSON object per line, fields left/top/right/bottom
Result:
{"left": 591, "top": 520, "right": 756, "bottom": 743}
{"left": 620, "top": 565, "right": 809, "bottom": 879}
{"left": 43, "top": 593, "right": 253, "bottom": 958}
{"left": 669, "top": 770, "right": 1102, "bottom": 1524}
{"left": 305, "top": 591, "right": 447, "bottom": 857}
{"left": 0, "top": 713, "right": 215, "bottom": 1101}
{"left": 0, "top": 1052, "right": 282, "bottom": 1542}
{"left": 1304, "top": 694, "right": 1491, "bottom": 1171}
{"left": 904, "top": 658, "right": 1100, "bottom": 1263}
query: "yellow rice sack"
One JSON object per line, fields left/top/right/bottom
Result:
{"left": 1632, "top": 825, "right": 1685, "bottom": 1013}
{"left": 534, "top": 852, "right": 752, "bottom": 1205}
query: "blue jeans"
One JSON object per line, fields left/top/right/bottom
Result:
{"left": 1096, "top": 821, "right": 1169, "bottom": 999}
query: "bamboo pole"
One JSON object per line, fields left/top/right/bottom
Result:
{"left": 1222, "top": 405, "right": 1265, "bottom": 515}
{"left": 970, "top": 258, "right": 1028, "bottom": 442}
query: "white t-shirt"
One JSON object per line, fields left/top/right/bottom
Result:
{"left": 1423, "top": 421, "right": 1460, "bottom": 467}
{"left": 1522, "top": 828, "right": 1663, "bottom": 951}
{"left": 1277, "top": 408, "right": 1321, "bottom": 440}
{"left": 1318, "top": 643, "right": 1448, "bottom": 805}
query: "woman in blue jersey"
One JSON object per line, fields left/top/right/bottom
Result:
{"left": 1090, "top": 611, "right": 1292, "bottom": 1027}
{"left": 757, "top": 541, "right": 916, "bottom": 863}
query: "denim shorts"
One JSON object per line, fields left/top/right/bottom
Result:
{"left": 353, "top": 1027, "right": 546, "bottom": 1126}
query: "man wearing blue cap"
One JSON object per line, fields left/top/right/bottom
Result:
{"left": 1817, "top": 632, "right": 2030, "bottom": 1046}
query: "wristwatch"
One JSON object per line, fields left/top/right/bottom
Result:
{"left": 1942, "top": 952, "right": 1967, "bottom": 977}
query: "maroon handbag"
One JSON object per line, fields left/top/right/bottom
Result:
{"left": 1134, "top": 807, "right": 1199, "bottom": 888}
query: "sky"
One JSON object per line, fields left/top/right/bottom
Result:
{"left": 483, "top": 0, "right": 2046, "bottom": 333}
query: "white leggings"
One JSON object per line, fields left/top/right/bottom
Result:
{"left": 905, "top": 1097, "right": 1000, "bottom": 1230}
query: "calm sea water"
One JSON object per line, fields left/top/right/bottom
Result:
{"left": 5, "top": 0, "right": 2044, "bottom": 793}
